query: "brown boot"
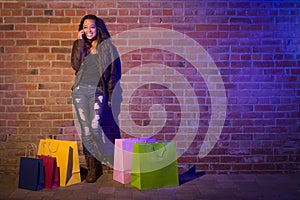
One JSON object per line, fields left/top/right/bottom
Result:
{"left": 86, "top": 156, "right": 102, "bottom": 183}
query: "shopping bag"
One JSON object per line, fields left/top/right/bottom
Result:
{"left": 37, "top": 155, "right": 60, "bottom": 189}
{"left": 113, "top": 138, "right": 156, "bottom": 184}
{"left": 37, "top": 139, "right": 81, "bottom": 187}
{"left": 18, "top": 143, "right": 45, "bottom": 191}
{"left": 130, "top": 142, "right": 179, "bottom": 190}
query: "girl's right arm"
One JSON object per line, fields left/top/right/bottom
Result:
{"left": 71, "top": 39, "right": 85, "bottom": 74}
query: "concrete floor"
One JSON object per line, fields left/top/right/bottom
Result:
{"left": 1, "top": 172, "right": 300, "bottom": 200}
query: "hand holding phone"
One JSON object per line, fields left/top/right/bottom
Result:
{"left": 78, "top": 30, "right": 86, "bottom": 40}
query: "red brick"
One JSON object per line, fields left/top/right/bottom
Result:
{"left": 27, "top": 76, "right": 50, "bottom": 83}
{"left": 27, "top": 17, "right": 49, "bottom": 23}
{"left": 207, "top": 2, "right": 228, "bottom": 8}
{"left": 231, "top": 133, "right": 253, "bottom": 140}
{"left": 41, "top": 113, "right": 63, "bottom": 120}
{"left": 15, "top": 84, "right": 37, "bottom": 90}
{"left": 232, "top": 164, "right": 252, "bottom": 171}
{"left": 253, "top": 164, "right": 275, "bottom": 170}
{"left": 28, "top": 47, "right": 50, "bottom": 53}
{"left": 50, "top": 76, "right": 73, "bottom": 82}
{"left": 30, "top": 120, "right": 53, "bottom": 127}
{"left": 29, "top": 62, "right": 51, "bottom": 69}
{"left": 26, "top": 2, "right": 47, "bottom": 8}
{"left": 50, "top": 90, "right": 71, "bottom": 98}
{"left": 8, "top": 120, "right": 29, "bottom": 127}
{"left": 178, "top": 156, "right": 198, "bottom": 163}
{"left": 52, "top": 105, "right": 72, "bottom": 112}
{"left": 29, "top": 105, "right": 51, "bottom": 112}
{"left": 3, "top": 2, "right": 25, "bottom": 8}
{"left": 37, "top": 25, "right": 59, "bottom": 32}
{"left": 117, "top": 2, "right": 139, "bottom": 8}
{"left": 19, "top": 113, "right": 40, "bottom": 120}
{"left": 210, "top": 164, "right": 231, "bottom": 170}
{"left": 73, "top": 2, "right": 94, "bottom": 8}
{"left": 220, "top": 156, "right": 242, "bottom": 163}
{"left": 0, "top": 24, "right": 14, "bottom": 30}
{"left": 49, "top": 18, "right": 71, "bottom": 24}
{"left": 16, "top": 39, "right": 37, "bottom": 46}
{"left": 40, "top": 128, "right": 57, "bottom": 135}
{"left": 49, "top": 2, "right": 71, "bottom": 9}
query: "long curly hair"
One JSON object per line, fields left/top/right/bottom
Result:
{"left": 78, "top": 15, "right": 110, "bottom": 50}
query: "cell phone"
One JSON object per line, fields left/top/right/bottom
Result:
{"left": 82, "top": 33, "right": 87, "bottom": 41}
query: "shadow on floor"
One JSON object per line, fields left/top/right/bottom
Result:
{"left": 178, "top": 165, "right": 205, "bottom": 185}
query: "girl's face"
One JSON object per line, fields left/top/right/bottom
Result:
{"left": 83, "top": 19, "right": 97, "bottom": 40}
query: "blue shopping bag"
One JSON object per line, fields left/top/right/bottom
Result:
{"left": 18, "top": 144, "right": 45, "bottom": 191}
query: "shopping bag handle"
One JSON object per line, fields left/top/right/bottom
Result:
{"left": 42, "top": 141, "right": 59, "bottom": 155}
{"left": 152, "top": 143, "right": 166, "bottom": 158}
{"left": 25, "top": 143, "right": 38, "bottom": 158}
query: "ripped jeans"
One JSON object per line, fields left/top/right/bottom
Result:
{"left": 72, "top": 84, "right": 107, "bottom": 158}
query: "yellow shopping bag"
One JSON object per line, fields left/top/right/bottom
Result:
{"left": 37, "top": 139, "right": 81, "bottom": 187}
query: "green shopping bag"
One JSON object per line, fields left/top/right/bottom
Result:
{"left": 130, "top": 142, "right": 179, "bottom": 190}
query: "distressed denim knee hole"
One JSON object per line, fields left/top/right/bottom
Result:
{"left": 84, "top": 126, "right": 90, "bottom": 136}
{"left": 91, "top": 114, "right": 100, "bottom": 129}
{"left": 75, "top": 98, "right": 81, "bottom": 103}
{"left": 78, "top": 108, "right": 86, "bottom": 121}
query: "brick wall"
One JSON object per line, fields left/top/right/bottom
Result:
{"left": 0, "top": 0, "right": 299, "bottom": 175}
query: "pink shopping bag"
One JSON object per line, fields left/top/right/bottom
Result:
{"left": 113, "top": 138, "right": 156, "bottom": 184}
